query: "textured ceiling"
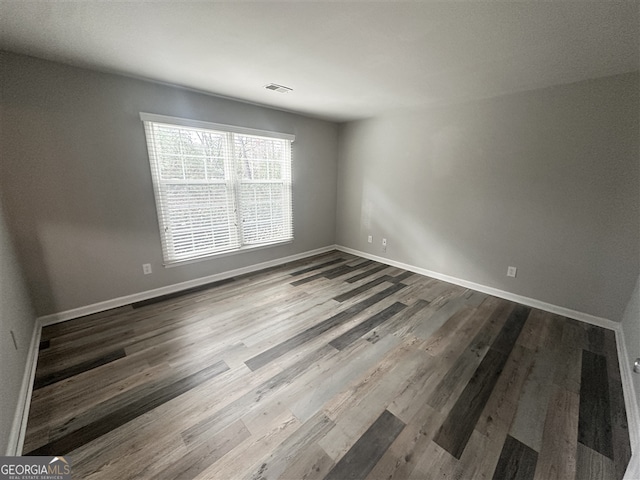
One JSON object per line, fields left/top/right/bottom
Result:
{"left": 1, "top": 1, "right": 638, "bottom": 121}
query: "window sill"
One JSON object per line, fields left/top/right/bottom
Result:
{"left": 163, "top": 239, "right": 293, "bottom": 268}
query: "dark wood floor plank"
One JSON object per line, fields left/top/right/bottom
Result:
{"left": 427, "top": 299, "right": 511, "bottom": 410}
{"left": 365, "top": 400, "right": 444, "bottom": 480}
{"left": 579, "top": 349, "right": 614, "bottom": 459}
{"left": 586, "top": 324, "right": 606, "bottom": 355}
{"left": 434, "top": 304, "right": 528, "bottom": 459}
{"left": 245, "top": 283, "right": 407, "bottom": 371}
{"left": 324, "top": 410, "right": 405, "bottom": 480}
{"left": 390, "top": 271, "right": 415, "bottom": 284}
{"left": 329, "top": 302, "right": 407, "bottom": 351}
{"left": 292, "top": 260, "right": 374, "bottom": 285}
{"left": 322, "top": 264, "right": 356, "bottom": 279}
{"left": 26, "top": 360, "right": 230, "bottom": 456}
{"left": 491, "top": 305, "right": 531, "bottom": 355}
{"left": 291, "top": 272, "right": 334, "bottom": 286}
{"left": 333, "top": 275, "right": 393, "bottom": 303}
{"left": 492, "top": 435, "right": 538, "bottom": 480}
{"left": 33, "top": 348, "right": 127, "bottom": 390}
{"left": 40, "top": 305, "right": 134, "bottom": 342}
{"left": 434, "top": 348, "right": 507, "bottom": 459}
{"left": 553, "top": 319, "right": 583, "bottom": 394}
{"left": 325, "top": 260, "right": 373, "bottom": 279}
{"left": 131, "top": 278, "right": 235, "bottom": 308}
{"left": 345, "top": 264, "right": 388, "bottom": 283}
{"left": 476, "top": 344, "right": 535, "bottom": 442}
{"left": 290, "top": 258, "right": 346, "bottom": 276}
{"left": 37, "top": 327, "right": 135, "bottom": 372}
{"left": 365, "top": 298, "right": 431, "bottom": 344}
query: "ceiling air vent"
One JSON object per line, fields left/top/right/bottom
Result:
{"left": 264, "top": 83, "right": 293, "bottom": 93}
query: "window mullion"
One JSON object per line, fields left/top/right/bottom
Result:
{"left": 158, "top": 182, "right": 174, "bottom": 260}
{"left": 228, "top": 132, "right": 244, "bottom": 248}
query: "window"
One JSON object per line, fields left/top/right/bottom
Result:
{"left": 140, "top": 113, "right": 294, "bottom": 265}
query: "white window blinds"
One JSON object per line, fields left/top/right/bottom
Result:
{"left": 140, "top": 113, "right": 294, "bottom": 264}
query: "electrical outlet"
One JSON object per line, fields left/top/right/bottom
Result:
{"left": 368, "top": 235, "right": 373, "bottom": 244}
{"left": 143, "top": 263, "right": 152, "bottom": 275}
{"left": 507, "top": 266, "right": 517, "bottom": 278}
{"left": 382, "top": 238, "right": 387, "bottom": 252}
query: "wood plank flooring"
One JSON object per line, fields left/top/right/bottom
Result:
{"left": 23, "top": 251, "right": 632, "bottom": 479}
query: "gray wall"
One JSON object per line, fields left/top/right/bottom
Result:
{"left": 621, "top": 275, "right": 640, "bottom": 408}
{"left": 0, "top": 52, "right": 338, "bottom": 317}
{"left": 1, "top": 50, "right": 637, "bottom": 325}
{"left": 337, "top": 73, "right": 639, "bottom": 321}
{"left": 0, "top": 193, "right": 36, "bottom": 454}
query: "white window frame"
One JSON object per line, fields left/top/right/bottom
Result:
{"left": 140, "top": 112, "right": 295, "bottom": 266}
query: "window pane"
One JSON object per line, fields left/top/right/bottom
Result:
{"left": 180, "top": 129, "right": 207, "bottom": 156}
{"left": 159, "top": 155, "right": 184, "bottom": 180}
{"left": 164, "top": 184, "right": 237, "bottom": 259}
{"left": 206, "top": 157, "right": 226, "bottom": 180}
{"left": 239, "top": 182, "right": 291, "bottom": 245}
{"left": 154, "top": 126, "right": 181, "bottom": 155}
{"left": 183, "top": 156, "right": 206, "bottom": 180}
{"left": 235, "top": 135, "right": 288, "bottom": 181}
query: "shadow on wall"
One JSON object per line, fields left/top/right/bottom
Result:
{"left": 357, "top": 121, "right": 508, "bottom": 282}
{"left": 359, "top": 177, "right": 490, "bottom": 282}
{"left": 34, "top": 221, "right": 153, "bottom": 316}
{"left": 0, "top": 202, "right": 55, "bottom": 317}
{"left": 353, "top": 114, "right": 615, "bottom": 310}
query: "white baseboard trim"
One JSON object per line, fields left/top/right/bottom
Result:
{"left": 618, "top": 322, "right": 640, "bottom": 479}
{"left": 6, "top": 318, "right": 41, "bottom": 456}
{"left": 616, "top": 324, "right": 640, "bottom": 454}
{"left": 335, "top": 245, "right": 618, "bottom": 330}
{"left": 38, "top": 245, "right": 338, "bottom": 326}
{"left": 624, "top": 452, "right": 640, "bottom": 480}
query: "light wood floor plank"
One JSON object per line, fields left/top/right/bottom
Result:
{"left": 533, "top": 385, "right": 580, "bottom": 480}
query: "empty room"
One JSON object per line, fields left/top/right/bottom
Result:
{"left": 1, "top": 2, "right": 639, "bottom": 479}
